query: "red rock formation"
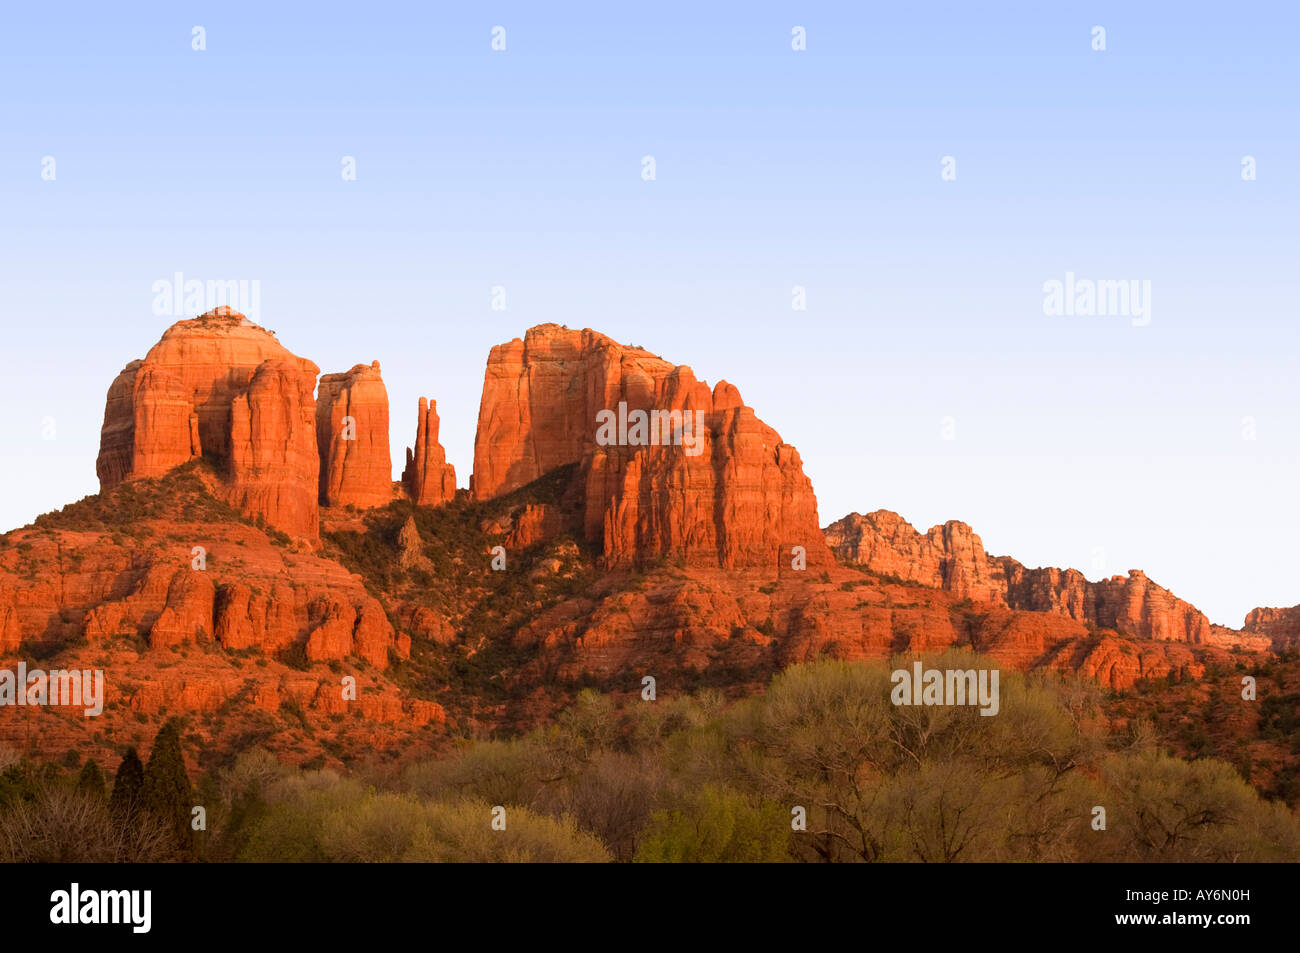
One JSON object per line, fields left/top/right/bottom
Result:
{"left": 471, "top": 324, "right": 829, "bottom": 569}
{"left": 95, "top": 360, "right": 143, "bottom": 488}
{"left": 471, "top": 327, "right": 649, "bottom": 501}
{"left": 0, "top": 512, "right": 409, "bottom": 677}
{"left": 96, "top": 307, "right": 321, "bottom": 539}
{"left": 825, "top": 510, "right": 1220, "bottom": 645}
{"left": 508, "top": 563, "right": 1219, "bottom": 695}
{"left": 214, "top": 581, "right": 299, "bottom": 652}
{"left": 226, "top": 359, "right": 320, "bottom": 539}
{"left": 402, "top": 397, "right": 457, "bottom": 505}
{"left": 149, "top": 570, "right": 216, "bottom": 648}
{"left": 1242, "top": 605, "right": 1300, "bottom": 651}
{"left": 820, "top": 510, "right": 1004, "bottom": 601}
{"left": 504, "top": 503, "right": 569, "bottom": 550}
{"left": 317, "top": 361, "right": 393, "bottom": 509}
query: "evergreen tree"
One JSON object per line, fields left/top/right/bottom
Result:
{"left": 108, "top": 747, "right": 144, "bottom": 821}
{"left": 76, "top": 758, "right": 107, "bottom": 802}
{"left": 141, "top": 719, "right": 193, "bottom": 854}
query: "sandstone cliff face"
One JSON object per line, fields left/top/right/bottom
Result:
{"left": 316, "top": 361, "right": 393, "bottom": 509}
{"left": 825, "top": 510, "right": 1219, "bottom": 645}
{"left": 820, "top": 510, "right": 1004, "bottom": 602}
{"left": 402, "top": 397, "right": 456, "bottom": 506}
{"left": 96, "top": 308, "right": 321, "bottom": 539}
{"left": 1242, "top": 605, "right": 1300, "bottom": 651}
{"left": 95, "top": 360, "right": 143, "bottom": 488}
{"left": 228, "top": 359, "right": 320, "bottom": 539}
{"left": 471, "top": 324, "right": 829, "bottom": 569}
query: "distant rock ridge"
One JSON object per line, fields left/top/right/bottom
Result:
{"left": 469, "top": 323, "right": 830, "bottom": 569}
{"left": 1242, "top": 604, "right": 1300, "bottom": 651}
{"left": 823, "top": 509, "right": 1269, "bottom": 649}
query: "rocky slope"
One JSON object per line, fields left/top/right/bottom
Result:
{"left": 0, "top": 466, "right": 440, "bottom": 769}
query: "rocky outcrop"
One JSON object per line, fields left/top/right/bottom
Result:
{"left": 397, "top": 516, "right": 432, "bottom": 573}
{"left": 148, "top": 570, "right": 217, "bottom": 648}
{"left": 228, "top": 359, "right": 320, "bottom": 539}
{"left": 1242, "top": 605, "right": 1300, "bottom": 651}
{"left": 470, "top": 324, "right": 829, "bottom": 569}
{"left": 402, "top": 397, "right": 457, "bottom": 506}
{"left": 96, "top": 307, "right": 321, "bottom": 539}
{"left": 0, "top": 515, "right": 408, "bottom": 675}
{"left": 825, "top": 510, "right": 1219, "bottom": 645}
{"left": 316, "top": 361, "right": 393, "bottom": 509}
{"left": 821, "top": 510, "right": 1004, "bottom": 602}
{"left": 95, "top": 360, "right": 143, "bottom": 488}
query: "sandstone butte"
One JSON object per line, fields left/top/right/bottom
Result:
{"left": 823, "top": 509, "right": 1276, "bottom": 652}
{"left": 317, "top": 361, "right": 394, "bottom": 509}
{"left": 97, "top": 307, "right": 322, "bottom": 540}
{"left": 97, "top": 308, "right": 460, "bottom": 539}
{"left": 470, "top": 323, "right": 831, "bottom": 570}
{"left": 401, "top": 397, "right": 457, "bottom": 506}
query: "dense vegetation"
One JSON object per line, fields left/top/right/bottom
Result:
{"left": 323, "top": 463, "right": 613, "bottom": 720}
{"left": 1108, "top": 647, "right": 1300, "bottom": 807}
{"left": 3, "top": 654, "right": 1296, "bottom": 862}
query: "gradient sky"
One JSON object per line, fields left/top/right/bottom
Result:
{"left": 1, "top": 1, "right": 1296, "bottom": 626}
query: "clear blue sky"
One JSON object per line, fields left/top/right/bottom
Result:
{"left": 1, "top": 1, "right": 1296, "bottom": 626}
